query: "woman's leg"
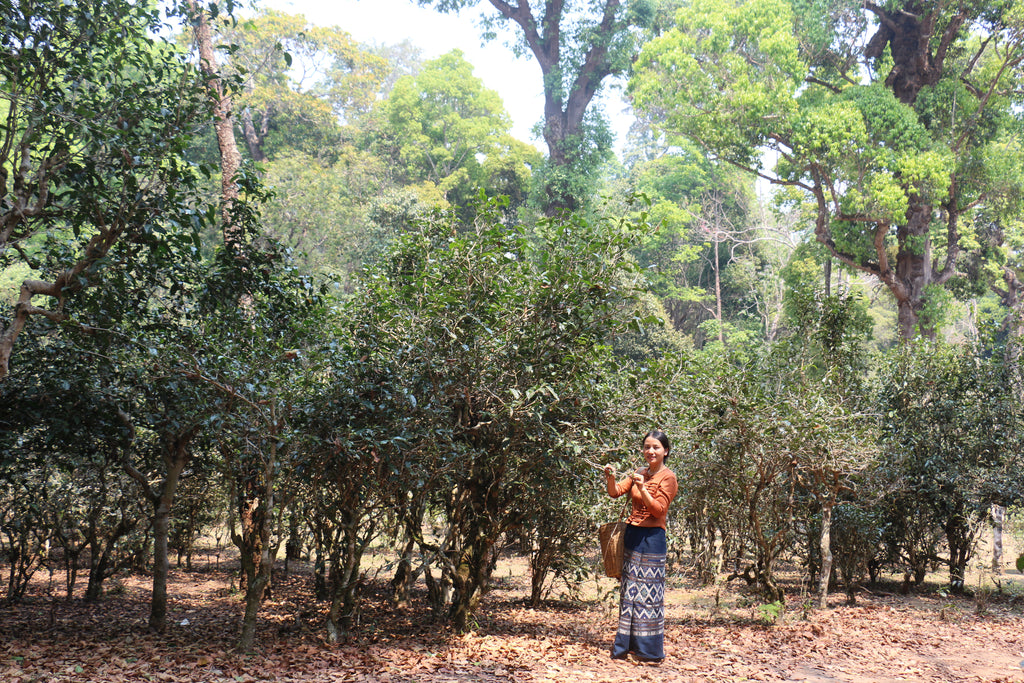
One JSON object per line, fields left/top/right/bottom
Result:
{"left": 611, "top": 526, "right": 667, "bottom": 660}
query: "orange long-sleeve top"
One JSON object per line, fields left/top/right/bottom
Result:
{"left": 610, "top": 467, "right": 678, "bottom": 529}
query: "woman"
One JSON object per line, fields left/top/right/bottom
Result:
{"left": 603, "top": 429, "right": 678, "bottom": 662}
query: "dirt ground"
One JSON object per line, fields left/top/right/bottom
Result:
{"left": 1, "top": 549, "right": 1023, "bottom": 683}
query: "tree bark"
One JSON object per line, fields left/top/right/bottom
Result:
{"left": 240, "top": 107, "right": 268, "bottom": 163}
{"left": 326, "top": 515, "right": 368, "bottom": 643}
{"left": 449, "top": 535, "right": 495, "bottom": 633}
{"left": 231, "top": 434, "right": 281, "bottom": 652}
{"left": 945, "top": 514, "right": 971, "bottom": 593}
{"left": 714, "top": 236, "right": 723, "bottom": 344}
{"left": 146, "top": 435, "right": 194, "bottom": 632}
{"left": 817, "top": 503, "right": 833, "bottom": 609}
{"left": 814, "top": 5, "right": 969, "bottom": 341}
{"left": 893, "top": 201, "right": 940, "bottom": 339}
{"left": 283, "top": 509, "right": 301, "bottom": 578}
{"left": 991, "top": 504, "right": 1005, "bottom": 573}
{"left": 823, "top": 257, "right": 832, "bottom": 298}
{"left": 528, "top": 534, "right": 556, "bottom": 607}
{"left": 84, "top": 516, "right": 135, "bottom": 602}
{"left": 309, "top": 516, "right": 330, "bottom": 601}
{"left": 235, "top": 489, "right": 275, "bottom": 652}
{"left": 445, "top": 468, "right": 506, "bottom": 632}
{"left": 187, "top": 0, "right": 243, "bottom": 248}
{"left": 120, "top": 406, "right": 198, "bottom": 633}
{"left": 486, "top": 0, "right": 624, "bottom": 214}
{"left": 864, "top": 3, "right": 968, "bottom": 106}
{"left": 389, "top": 501, "right": 426, "bottom": 607}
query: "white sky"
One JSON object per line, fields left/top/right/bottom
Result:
{"left": 260, "top": 0, "right": 631, "bottom": 154}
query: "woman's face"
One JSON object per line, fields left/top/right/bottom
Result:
{"left": 642, "top": 436, "right": 667, "bottom": 470}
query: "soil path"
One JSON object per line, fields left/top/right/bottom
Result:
{"left": 1, "top": 560, "right": 1022, "bottom": 682}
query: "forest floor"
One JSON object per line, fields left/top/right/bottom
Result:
{"left": 1, "top": 548, "right": 1023, "bottom": 683}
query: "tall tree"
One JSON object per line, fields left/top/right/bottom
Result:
{"left": 259, "top": 149, "right": 393, "bottom": 284}
{"left": 186, "top": 0, "right": 244, "bottom": 247}
{"left": 623, "top": 138, "right": 789, "bottom": 345}
{"left": 214, "top": 10, "right": 389, "bottom": 162}
{"left": 378, "top": 49, "right": 539, "bottom": 218}
{"left": 630, "top": 0, "right": 1024, "bottom": 340}
{"left": 416, "top": 0, "right": 657, "bottom": 213}
{"left": 627, "top": 144, "right": 732, "bottom": 334}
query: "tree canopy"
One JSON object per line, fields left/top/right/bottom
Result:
{"left": 416, "top": 0, "right": 660, "bottom": 213}
{"left": 630, "top": 0, "right": 1024, "bottom": 340}
{"left": 377, "top": 49, "right": 539, "bottom": 216}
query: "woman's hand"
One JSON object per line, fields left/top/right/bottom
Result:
{"left": 604, "top": 464, "right": 620, "bottom": 497}
{"left": 631, "top": 472, "right": 644, "bottom": 487}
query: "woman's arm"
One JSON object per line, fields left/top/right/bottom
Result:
{"left": 604, "top": 465, "right": 632, "bottom": 497}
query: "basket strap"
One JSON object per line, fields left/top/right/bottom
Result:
{"left": 618, "top": 495, "right": 631, "bottom": 521}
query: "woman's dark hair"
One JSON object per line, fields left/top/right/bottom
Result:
{"left": 643, "top": 429, "right": 671, "bottom": 459}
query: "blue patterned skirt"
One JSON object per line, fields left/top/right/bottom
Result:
{"left": 611, "top": 525, "right": 667, "bottom": 660}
